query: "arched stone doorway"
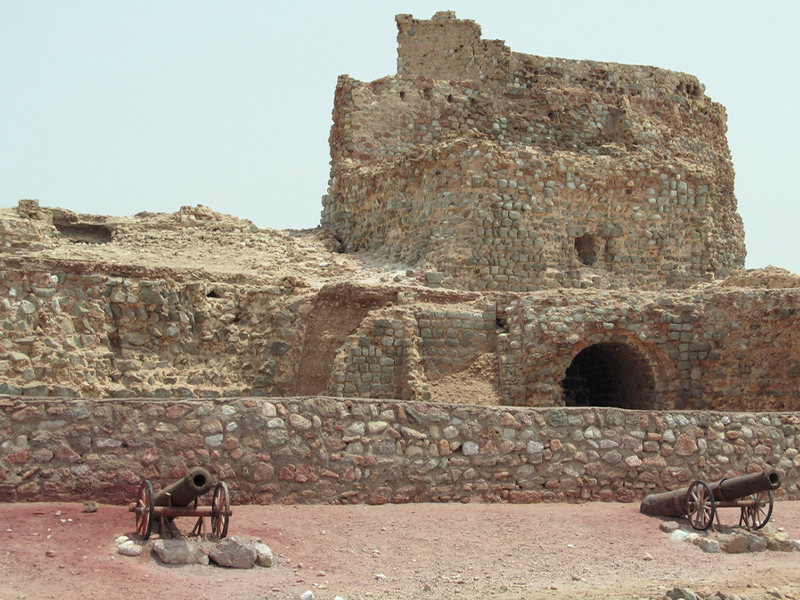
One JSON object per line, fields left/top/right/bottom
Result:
{"left": 560, "top": 342, "right": 655, "bottom": 409}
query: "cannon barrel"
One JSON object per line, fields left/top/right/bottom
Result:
{"left": 153, "top": 467, "right": 213, "bottom": 507}
{"left": 640, "top": 468, "right": 781, "bottom": 517}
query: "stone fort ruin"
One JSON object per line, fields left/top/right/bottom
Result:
{"left": 1, "top": 13, "right": 799, "bottom": 505}
{"left": 323, "top": 12, "right": 744, "bottom": 291}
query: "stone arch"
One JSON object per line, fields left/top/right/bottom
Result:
{"left": 559, "top": 340, "right": 656, "bottom": 409}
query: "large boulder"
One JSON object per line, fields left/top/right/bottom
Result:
{"left": 152, "top": 539, "right": 209, "bottom": 565}
{"left": 208, "top": 536, "right": 257, "bottom": 569}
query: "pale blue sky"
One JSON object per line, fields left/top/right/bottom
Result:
{"left": 2, "top": 1, "right": 798, "bottom": 273}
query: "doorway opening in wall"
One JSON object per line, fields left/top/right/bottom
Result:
{"left": 560, "top": 342, "right": 655, "bottom": 409}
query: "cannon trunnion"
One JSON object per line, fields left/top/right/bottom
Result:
{"left": 640, "top": 469, "right": 781, "bottom": 531}
{"left": 130, "top": 467, "right": 232, "bottom": 540}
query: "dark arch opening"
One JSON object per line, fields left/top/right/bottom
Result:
{"left": 560, "top": 342, "right": 654, "bottom": 409}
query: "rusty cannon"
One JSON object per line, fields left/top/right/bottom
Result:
{"left": 640, "top": 468, "right": 781, "bottom": 531}
{"left": 129, "top": 467, "right": 231, "bottom": 540}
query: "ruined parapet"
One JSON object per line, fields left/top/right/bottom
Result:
{"left": 0, "top": 200, "right": 58, "bottom": 253}
{"left": 395, "top": 11, "right": 509, "bottom": 82}
{"left": 323, "top": 13, "right": 745, "bottom": 291}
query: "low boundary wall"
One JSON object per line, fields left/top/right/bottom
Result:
{"left": 1, "top": 396, "right": 798, "bottom": 505}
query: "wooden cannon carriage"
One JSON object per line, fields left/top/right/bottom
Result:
{"left": 640, "top": 468, "right": 780, "bottom": 531}
{"left": 129, "top": 467, "right": 232, "bottom": 540}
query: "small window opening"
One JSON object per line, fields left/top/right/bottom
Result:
{"left": 574, "top": 234, "right": 597, "bottom": 266}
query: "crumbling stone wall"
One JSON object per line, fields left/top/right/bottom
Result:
{"left": 327, "top": 303, "right": 499, "bottom": 401}
{"left": 395, "top": 11, "right": 510, "bottom": 81}
{"left": 0, "top": 261, "right": 312, "bottom": 399}
{"left": 2, "top": 258, "right": 799, "bottom": 412}
{"left": 498, "top": 288, "right": 800, "bottom": 412}
{"left": 1, "top": 397, "right": 798, "bottom": 505}
{"left": 322, "top": 12, "right": 744, "bottom": 290}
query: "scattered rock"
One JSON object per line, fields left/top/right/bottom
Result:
{"left": 743, "top": 532, "right": 768, "bottom": 553}
{"left": 766, "top": 533, "right": 795, "bottom": 552}
{"left": 253, "top": 542, "right": 273, "bottom": 567}
{"left": 152, "top": 539, "right": 209, "bottom": 565}
{"left": 83, "top": 501, "right": 99, "bottom": 513}
{"left": 425, "top": 272, "right": 444, "bottom": 285}
{"left": 666, "top": 587, "right": 699, "bottom": 600}
{"left": 659, "top": 521, "right": 681, "bottom": 534}
{"left": 208, "top": 536, "right": 256, "bottom": 569}
{"left": 698, "top": 538, "right": 720, "bottom": 553}
{"left": 717, "top": 533, "right": 749, "bottom": 554}
{"left": 118, "top": 541, "right": 143, "bottom": 557}
{"left": 662, "top": 523, "right": 794, "bottom": 555}
{"left": 300, "top": 591, "right": 315, "bottom": 600}
{"left": 671, "top": 529, "right": 692, "bottom": 541}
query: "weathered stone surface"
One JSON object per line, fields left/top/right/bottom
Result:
{"left": 152, "top": 539, "right": 209, "bottom": 565}
{"left": 324, "top": 13, "right": 744, "bottom": 294}
{"left": 117, "top": 540, "right": 143, "bottom": 557}
{"left": 254, "top": 542, "right": 273, "bottom": 567}
{"left": 717, "top": 533, "right": 749, "bottom": 554}
{"left": 766, "top": 532, "right": 796, "bottom": 552}
{"left": 674, "top": 435, "right": 698, "bottom": 457}
{"left": 697, "top": 538, "right": 720, "bottom": 553}
{"left": 659, "top": 521, "right": 681, "bottom": 534}
{"left": 744, "top": 532, "right": 768, "bottom": 552}
{"left": 208, "top": 536, "right": 256, "bottom": 569}
{"left": 0, "top": 395, "right": 799, "bottom": 505}
{"left": 666, "top": 588, "right": 699, "bottom": 600}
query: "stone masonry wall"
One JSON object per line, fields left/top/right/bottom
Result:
{"left": 322, "top": 12, "right": 745, "bottom": 290}
{"left": 2, "top": 261, "right": 800, "bottom": 412}
{"left": 325, "top": 138, "right": 731, "bottom": 290}
{"left": 327, "top": 303, "right": 499, "bottom": 402}
{"left": 499, "top": 287, "right": 800, "bottom": 412}
{"left": 0, "top": 261, "right": 314, "bottom": 400}
{"left": 1, "top": 397, "right": 798, "bottom": 506}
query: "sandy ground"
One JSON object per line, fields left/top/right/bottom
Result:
{"left": 2, "top": 500, "right": 800, "bottom": 600}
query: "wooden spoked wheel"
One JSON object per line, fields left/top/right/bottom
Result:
{"left": 686, "top": 480, "right": 716, "bottom": 531}
{"left": 211, "top": 481, "right": 231, "bottom": 539}
{"left": 135, "top": 480, "right": 155, "bottom": 539}
{"left": 740, "top": 489, "right": 773, "bottom": 530}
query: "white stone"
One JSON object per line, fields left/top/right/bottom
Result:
{"left": 462, "top": 441, "right": 480, "bottom": 456}
{"left": 254, "top": 542, "right": 273, "bottom": 567}
{"left": 118, "top": 541, "right": 143, "bottom": 557}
